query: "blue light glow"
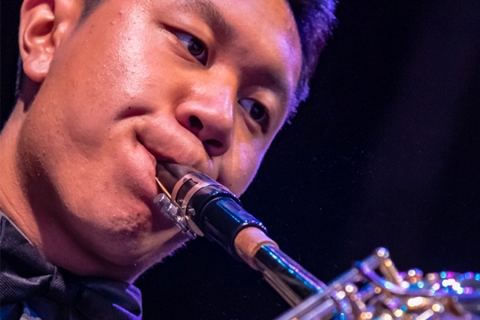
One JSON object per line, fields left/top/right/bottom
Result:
{"left": 384, "top": 282, "right": 394, "bottom": 290}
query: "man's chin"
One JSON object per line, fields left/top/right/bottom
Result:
{"left": 122, "top": 233, "right": 191, "bottom": 282}
{"left": 151, "top": 230, "right": 192, "bottom": 262}
{"left": 153, "top": 239, "right": 189, "bottom": 265}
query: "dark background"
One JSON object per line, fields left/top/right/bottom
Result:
{"left": 2, "top": 1, "right": 480, "bottom": 319}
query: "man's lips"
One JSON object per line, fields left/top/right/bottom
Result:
{"left": 144, "top": 150, "right": 217, "bottom": 183}
{"left": 137, "top": 131, "right": 219, "bottom": 190}
{"left": 145, "top": 149, "right": 157, "bottom": 171}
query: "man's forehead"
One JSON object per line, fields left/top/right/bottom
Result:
{"left": 171, "top": 0, "right": 237, "bottom": 42}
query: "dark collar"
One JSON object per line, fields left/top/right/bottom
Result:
{"left": 0, "top": 214, "right": 143, "bottom": 319}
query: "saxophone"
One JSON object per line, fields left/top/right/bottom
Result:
{"left": 154, "top": 163, "right": 480, "bottom": 320}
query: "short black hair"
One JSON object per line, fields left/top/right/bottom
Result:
{"left": 80, "top": 0, "right": 104, "bottom": 20}
{"left": 17, "top": 0, "right": 337, "bottom": 115}
{"left": 288, "top": 0, "right": 337, "bottom": 113}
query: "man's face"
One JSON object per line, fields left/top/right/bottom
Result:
{"left": 18, "top": 0, "right": 301, "bottom": 278}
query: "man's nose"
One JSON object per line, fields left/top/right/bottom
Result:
{"left": 175, "top": 81, "right": 236, "bottom": 157}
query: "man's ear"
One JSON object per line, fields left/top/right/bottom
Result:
{"left": 19, "top": 0, "right": 83, "bottom": 83}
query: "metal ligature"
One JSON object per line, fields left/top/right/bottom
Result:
{"left": 154, "top": 163, "right": 480, "bottom": 320}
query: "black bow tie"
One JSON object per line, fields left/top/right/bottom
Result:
{"left": 0, "top": 216, "right": 143, "bottom": 320}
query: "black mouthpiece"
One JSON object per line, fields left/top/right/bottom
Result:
{"left": 155, "top": 162, "right": 267, "bottom": 260}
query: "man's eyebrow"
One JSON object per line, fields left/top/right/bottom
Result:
{"left": 244, "top": 65, "right": 294, "bottom": 115}
{"left": 177, "top": 0, "right": 237, "bottom": 41}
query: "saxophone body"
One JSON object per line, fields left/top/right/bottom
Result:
{"left": 277, "top": 247, "right": 480, "bottom": 320}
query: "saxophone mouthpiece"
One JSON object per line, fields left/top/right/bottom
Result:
{"left": 154, "top": 162, "right": 269, "bottom": 258}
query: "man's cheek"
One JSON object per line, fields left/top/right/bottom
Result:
{"left": 228, "top": 142, "right": 266, "bottom": 195}
{"left": 61, "top": 116, "right": 108, "bottom": 153}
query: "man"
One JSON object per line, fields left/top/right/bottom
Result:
{"left": 0, "top": 0, "right": 336, "bottom": 318}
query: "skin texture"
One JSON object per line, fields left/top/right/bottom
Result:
{"left": 0, "top": 0, "right": 302, "bottom": 282}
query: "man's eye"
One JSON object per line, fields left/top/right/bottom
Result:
{"left": 175, "top": 33, "right": 208, "bottom": 65}
{"left": 239, "top": 98, "right": 270, "bottom": 130}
